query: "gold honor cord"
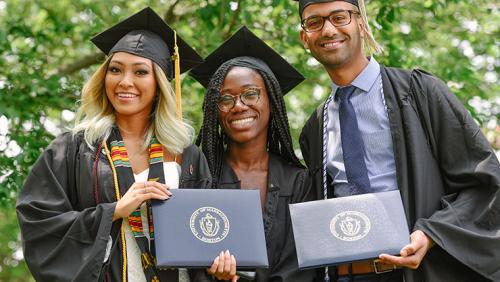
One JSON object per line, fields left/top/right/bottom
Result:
{"left": 104, "top": 142, "right": 127, "bottom": 282}
{"left": 172, "top": 31, "right": 182, "bottom": 120}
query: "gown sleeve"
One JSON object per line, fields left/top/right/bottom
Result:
{"left": 299, "top": 109, "right": 317, "bottom": 171}
{"left": 410, "top": 71, "right": 500, "bottom": 281}
{"left": 16, "top": 132, "right": 116, "bottom": 282}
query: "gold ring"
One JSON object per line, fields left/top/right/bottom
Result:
{"left": 144, "top": 182, "right": 146, "bottom": 188}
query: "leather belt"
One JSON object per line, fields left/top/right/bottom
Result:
{"left": 337, "top": 259, "right": 400, "bottom": 275}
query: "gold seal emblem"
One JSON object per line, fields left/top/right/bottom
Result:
{"left": 330, "top": 211, "right": 371, "bottom": 241}
{"left": 190, "top": 207, "right": 230, "bottom": 243}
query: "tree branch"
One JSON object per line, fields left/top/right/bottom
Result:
{"left": 52, "top": 52, "right": 104, "bottom": 77}
{"left": 219, "top": 0, "right": 226, "bottom": 27}
{"left": 223, "top": 0, "right": 243, "bottom": 40}
{"left": 164, "top": 0, "right": 182, "bottom": 24}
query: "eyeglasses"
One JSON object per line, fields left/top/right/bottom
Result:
{"left": 218, "top": 87, "right": 262, "bottom": 112}
{"left": 301, "top": 10, "right": 360, "bottom": 32}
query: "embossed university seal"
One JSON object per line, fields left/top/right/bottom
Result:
{"left": 330, "top": 211, "right": 371, "bottom": 241}
{"left": 190, "top": 207, "right": 230, "bottom": 243}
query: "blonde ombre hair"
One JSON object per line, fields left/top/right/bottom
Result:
{"left": 357, "top": 0, "right": 383, "bottom": 55}
{"left": 72, "top": 55, "right": 194, "bottom": 155}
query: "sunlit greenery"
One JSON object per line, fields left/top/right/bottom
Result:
{"left": 0, "top": 0, "right": 498, "bottom": 279}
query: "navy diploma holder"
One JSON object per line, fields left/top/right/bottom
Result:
{"left": 289, "top": 190, "right": 410, "bottom": 269}
{"left": 151, "top": 189, "right": 269, "bottom": 269}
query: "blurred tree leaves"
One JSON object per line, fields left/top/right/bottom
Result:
{"left": 0, "top": 0, "right": 498, "bottom": 279}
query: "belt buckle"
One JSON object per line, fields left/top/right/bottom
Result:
{"left": 372, "top": 259, "right": 396, "bottom": 274}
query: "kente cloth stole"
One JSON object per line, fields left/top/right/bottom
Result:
{"left": 107, "top": 128, "right": 168, "bottom": 282}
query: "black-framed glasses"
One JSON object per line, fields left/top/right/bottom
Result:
{"left": 301, "top": 10, "right": 360, "bottom": 32}
{"left": 218, "top": 87, "right": 262, "bottom": 112}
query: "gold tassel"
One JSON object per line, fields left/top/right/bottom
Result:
{"left": 172, "top": 30, "right": 182, "bottom": 120}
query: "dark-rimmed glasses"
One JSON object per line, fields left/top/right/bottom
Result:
{"left": 301, "top": 10, "right": 360, "bottom": 32}
{"left": 218, "top": 87, "right": 262, "bottom": 112}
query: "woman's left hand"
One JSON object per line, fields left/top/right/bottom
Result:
{"left": 207, "top": 250, "right": 239, "bottom": 281}
{"left": 378, "top": 230, "right": 434, "bottom": 269}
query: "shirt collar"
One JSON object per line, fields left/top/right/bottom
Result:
{"left": 330, "top": 57, "right": 381, "bottom": 96}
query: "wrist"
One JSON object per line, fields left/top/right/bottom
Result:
{"left": 113, "top": 202, "right": 123, "bottom": 221}
{"left": 427, "top": 236, "right": 435, "bottom": 250}
{"left": 418, "top": 230, "right": 434, "bottom": 250}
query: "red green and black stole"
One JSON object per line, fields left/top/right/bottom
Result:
{"left": 107, "top": 127, "right": 178, "bottom": 282}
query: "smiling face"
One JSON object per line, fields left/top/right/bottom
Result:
{"left": 105, "top": 52, "right": 157, "bottom": 119}
{"left": 299, "top": 1, "right": 364, "bottom": 69}
{"left": 218, "top": 66, "right": 270, "bottom": 146}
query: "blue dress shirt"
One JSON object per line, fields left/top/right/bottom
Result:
{"left": 325, "top": 58, "right": 398, "bottom": 197}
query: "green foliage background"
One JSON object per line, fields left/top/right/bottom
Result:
{"left": 0, "top": 0, "right": 498, "bottom": 280}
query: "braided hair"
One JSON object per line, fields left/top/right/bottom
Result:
{"left": 196, "top": 61, "right": 302, "bottom": 187}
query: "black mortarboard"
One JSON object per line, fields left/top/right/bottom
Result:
{"left": 91, "top": 7, "right": 203, "bottom": 81}
{"left": 91, "top": 7, "right": 203, "bottom": 118}
{"left": 293, "top": 0, "right": 359, "bottom": 17}
{"left": 189, "top": 26, "right": 304, "bottom": 95}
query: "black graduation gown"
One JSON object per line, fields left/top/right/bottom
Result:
{"left": 190, "top": 153, "right": 317, "bottom": 282}
{"left": 16, "top": 132, "right": 212, "bottom": 282}
{"left": 299, "top": 66, "right": 500, "bottom": 282}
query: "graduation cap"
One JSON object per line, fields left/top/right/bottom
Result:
{"left": 91, "top": 7, "right": 203, "bottom": 118}
{"left": 189, "top": 26, "right": 304, "bottom": 95}
{"left": 293, "top": 0, "right": 359, "bottom": 17}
